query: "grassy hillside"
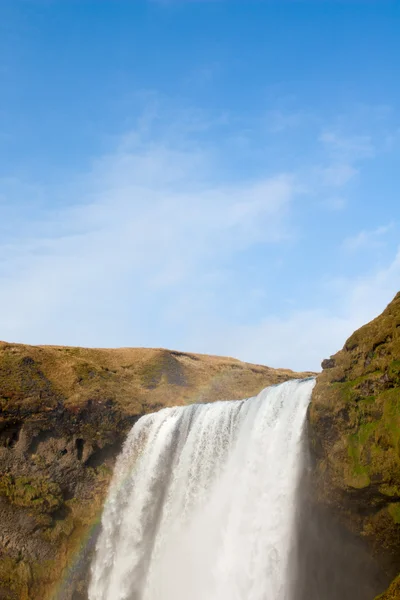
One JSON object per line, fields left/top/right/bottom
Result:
{"left": 309, "top": 292, "right": 400, "bottom": 598}
{"left": 0, "top": 342, "right": 311, "bottom": 414}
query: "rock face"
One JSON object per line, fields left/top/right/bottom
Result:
{"left": 309, "top": 292, "right": 400, "bottom": 597}
{"left": 0, "top": 342, "right": 311, "bottom": 599}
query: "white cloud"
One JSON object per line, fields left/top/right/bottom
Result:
{"left": 0, "top": 105, "right": 397, "bottom": 373}
{"left": 342, "top": 223, "right": 393, "bottom": 252}
{"left": 311, "top": 130, "right": 377, "bottom": 197}
{"left": 319, "top": 131, "right": 375, "bottom": 162}
{"left": 0, "top": 133, "right": 297, "bottom": 348}
{"left": 320, "top": 164, "right": 358, "bottom": 187}
{"left": 185, "top": 64, "right": 220, "bottom": 88}
{"left": 323, "top": 196, "right": 347, "bottom": 211}
{"left": 264, "top": 109, "right": 307, "bottom": 133}
{"left": 195, "top": 248, "right": 400, "bottom": 372}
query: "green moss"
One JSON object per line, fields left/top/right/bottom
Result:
{"left": 0, "top": 556, "right": 31, "bottom": 599}
{"left": 388, "top": 503, "right": 400, "bottom": 524}
{"left": 75, "top": 361, "right": 114, "bottom": 385}
{"left": 331, "top": 371, "right": 383, "bottom": 404}
{"left": 331, "top": 379, "right": 359, "bottom": 402}
{"left": 311, "top": 292, "right": 400, "bottom": 574}
{"left": 358, "top": 395, "right": 377, "bottom": 405}
{"left": 96, "top": 463, "right": 112, "bottom": 477}
{"left": 347, "top": 421, "right": 378, "bottom": 476}
{"left": 43, "top": 511, "right": 74, "bottom": 542}
{"left": 0, "top": 474, "right": 63, "bottom": 513}
{"left": 139, "top": 352, "right": 187, "bottom": 389}
{"left": 359, "top": 420, "right": 378, "bottom": 443}
{"left": 389, "top": 360, "right": 400, "bottom": 375}
{"left": 383, "top": 389, "right": 400, "bottom": 428}
{"left": 375, "top": 573, "right": 400, "bottom": 600}
{"left": 379, "top": 483, "right": 400, "bottom": 497}
{"left": 347, "top": 433, "right": 372, "bottom": 488}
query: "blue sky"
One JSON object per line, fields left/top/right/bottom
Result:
{"left": 1, "top": 0, "right": 399, "bottom": 371}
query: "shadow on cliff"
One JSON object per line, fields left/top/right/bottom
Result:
{"left": 289, "top": 426, "right": 390, "bottom": 600}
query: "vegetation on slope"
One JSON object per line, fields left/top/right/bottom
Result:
{"left": 309, "top": 292, "right": 400, "bottom": 597}
{"left": 376, "top": 575, "right": 400, "bottom": 600}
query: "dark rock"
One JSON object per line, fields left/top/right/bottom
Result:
{"left": 321, "top": 358, "right": 336, "bottom": 369}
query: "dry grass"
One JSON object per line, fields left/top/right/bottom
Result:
{"left": 0, "top": 341, "right": 313, "bottom": 416}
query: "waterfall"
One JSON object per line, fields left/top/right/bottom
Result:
{"left": 89, "top": 377, "right": 316, "bottom": 600}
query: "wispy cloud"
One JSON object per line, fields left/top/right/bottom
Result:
{"left": 0, "top": 99, "right": 397, "bottom": 371}
{"left": 342, "top": 223, "right": 394, "bottom": 252}
{"left": 185, "top": 64, "right": 220, "bottom": 88}
{"left": 323, "top": 196, "right": 347, "bottom": 211}
{"left": 197, "top": 247, "right": 400, "bottom": 371}
{"left": 319, "top": 130, "right": 375, "bottom": 162}
{"left": 320, "top": 164, "right": 358, "bottom": 187}
{"left": 264, "top": 109, "right": 308, "bottom": 133}
{"left": 0, "top": 127, "right": 297, "bottom": 349}
{"left": 309, "top": 129, "right": 377, "bottom": 197}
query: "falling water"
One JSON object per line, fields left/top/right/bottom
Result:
{"left": 89, "top": 378, "right": 316, "bottom": 600}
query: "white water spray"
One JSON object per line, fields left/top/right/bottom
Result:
{"left": 89, "top": 378, "right": 315, "bottom": 600}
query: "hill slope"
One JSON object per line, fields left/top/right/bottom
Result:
{"left": 309, "top": 292, "right": 400, "bottom": 598}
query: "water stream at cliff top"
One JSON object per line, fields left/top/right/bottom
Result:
{"left": 89, "top": 377, "right": 316, "bottom": 600}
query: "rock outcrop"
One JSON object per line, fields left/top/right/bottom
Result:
{"left": 0, "top": 341, "right": 311, "bottom": 599}
{"left": 309, "top": 292, "right": 400, "bottom": 598}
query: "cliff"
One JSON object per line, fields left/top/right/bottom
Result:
{"left": 309, "top": 292, "right": 400, "bottom": 598}
{"left": 0, "top": 341, "right": 311, "bottom": 599}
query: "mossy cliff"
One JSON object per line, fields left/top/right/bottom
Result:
{"left": 0, "top": 342, "right": 310, "bottom": 599}
{"left": 376, "top": 575, "right": 400, "bottom": 600}
{"left": 309, "top": 292, "right": 400, "bottom": 598}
